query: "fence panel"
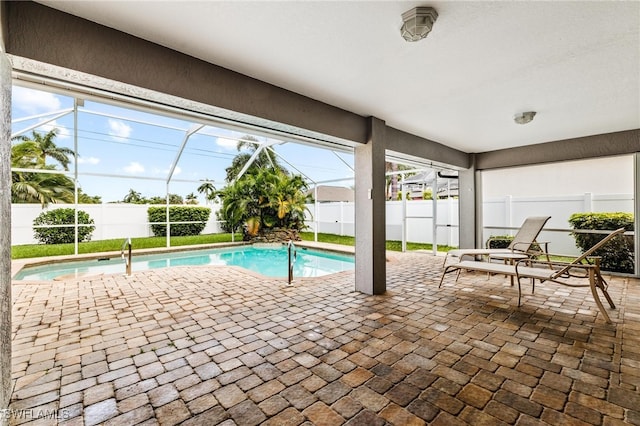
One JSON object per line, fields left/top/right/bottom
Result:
{"left": 11, "top": 193, "right": 633, "bottom": 255}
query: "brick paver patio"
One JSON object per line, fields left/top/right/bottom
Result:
{"left": 8, "top": 249, "right": 640, "bottom": 425}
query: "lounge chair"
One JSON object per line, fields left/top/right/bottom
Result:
{"left": 443, "top": 216, "right": 551, "bottom": 266}
{"left": 438, "top": 228, "right": 626, "bottom": 323}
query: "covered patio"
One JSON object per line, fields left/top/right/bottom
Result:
{"left": 8, "top": 248, "right": 640, "bottom": 425}
{"left": 1, "top": 1, "right": 639, "bottom": 425}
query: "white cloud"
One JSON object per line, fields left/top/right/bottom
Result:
{"left": 124, "top": 162, "right": 145, "bottom": 174}
{"left": 216, "top": 137, "right": 238, "bottom": 149}
{"left": 77, "top": 156, "right": 100, "bottom": 165}
{"left": 13, "top": 86, "right": 62, "bottom": 115}
{"left": 108, "top": 119, "right": 132, "bottom": 141}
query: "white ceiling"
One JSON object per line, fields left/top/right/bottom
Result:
{"left": 38, "top": 1, "right": 640, "bottom": 153}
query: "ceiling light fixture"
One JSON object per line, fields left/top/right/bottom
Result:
{"left": 401, "top": 7, "right": 438, "bottom": 42}
{"left": 514, "top": 111, "right": 537, "bottom": 125}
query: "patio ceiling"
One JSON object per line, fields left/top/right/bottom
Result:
{"left": 34, "top": 1, "right": 640, "bottom": 154}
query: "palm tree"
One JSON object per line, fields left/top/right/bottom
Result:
{"left": 197, "top": 180, "right": 216, "bottom": 205}
{"left": 185, "top": 192, "right": 198, "bottom": 205}
{"left": 224, "top": 135, "right": 286, "bottom": 182}
{"left": 217, "top": 167, "right": 309, "bottom": 239}
{"left": 123, "top": 189, "right": 143, "bottom": 203}
{"left": 11, "top": 132, "right": 76, "bottom": 207}
{"left": 11, "top": 167, "right": 75, "bottom": 206}
{"left": 12, "top": 129, "right": 75, "bottom": 170}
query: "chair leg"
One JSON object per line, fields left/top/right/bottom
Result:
{"left": 588, "top": 269, "right": 612, "bottom": 323}
{"left": 439, "top": 266, "right": 459, "bottom": 288}
{"left": 595, "top": 270, "right": 616, "bottom": 309}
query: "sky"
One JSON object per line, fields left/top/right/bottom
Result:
{"left": 11, "top": 85, "right": 356, "bottom": 203}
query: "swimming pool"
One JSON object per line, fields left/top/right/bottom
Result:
{"left": 13, "top": 244, "right": 355, "bottom": 281}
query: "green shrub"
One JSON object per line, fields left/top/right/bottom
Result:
{"left": 568, "top": 212, "right": 634, "bottom": 273}
{"left": 33, "top": 208, "right": 95, "bottom": 244}
{"left": 486, "top": 235, "right": 513, "bottom": 249}
{"left": 148, "top": 206, "right": 211, "bottom": 237}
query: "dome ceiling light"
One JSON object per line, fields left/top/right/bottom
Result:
{"left": 514, "top": 111, "right": 537, "bottom": 125}
{"left": 401, "top": 7, "right": 438, "bottom": 42}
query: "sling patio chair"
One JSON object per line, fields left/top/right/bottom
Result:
{"left": 438, "top": 228, "right": 626, "bottom": 323}
{"left": 443, "top": 216, "right": 551, "bottom": 267}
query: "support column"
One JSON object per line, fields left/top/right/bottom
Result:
{"left": 0, "top": 46, "right": 12, "bottom": 423}
{"left": 354, "top": 117, "right": 386, "bottom": 295}
{"left": 458, "top": 154, "right": 479, "bottom": 249}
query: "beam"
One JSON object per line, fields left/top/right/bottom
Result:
{"left": 476, "top": 129, "right": 640, "bottom": 170}
{"left": 385, "top": 126, "right": 470, "bottom": 169}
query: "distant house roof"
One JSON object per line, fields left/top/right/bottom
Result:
{"left": 309, "top": 185, "right": 354, "bottom": 202}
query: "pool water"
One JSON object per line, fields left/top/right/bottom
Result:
{"left": 13, "top": 245, "right": 355, "bottom": 281}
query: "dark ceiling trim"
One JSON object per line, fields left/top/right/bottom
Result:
{"left": 476, "top": 129, "right": 640, "bottom": 170}
{"left": 5, "top": 1, "right": 368, "bottom": 145}
{"left": 386, "top": 126, "right": 469, "bottom": 169}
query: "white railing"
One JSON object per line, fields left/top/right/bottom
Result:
{"left": 287, "top": 240, "right": 297, "bottom": 285}
{"left": 121, "top": 237, "right": 132, "bottom": 276}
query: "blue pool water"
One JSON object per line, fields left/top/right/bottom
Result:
{"left": 13, "top": 245, "right": 355, "bottom": 281}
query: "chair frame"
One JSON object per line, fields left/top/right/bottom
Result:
{"left": 443, "top": 216, "right": 551, "bottom": 266}
{"left": 439, "top": 228, "right": 627, "bottom": 323}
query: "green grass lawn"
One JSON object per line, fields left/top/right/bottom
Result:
{"left": 12, "top": 231, "right": 455, "bottom": 260}
{"left": 299, "top": 232, "right": 455, "bottom": 252}
{"left": 11, "top": 233, "right": 243, "bottom": 260}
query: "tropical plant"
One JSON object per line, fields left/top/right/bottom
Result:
{"left": 385, "top": 162, "right": 416, "bottom": 200}
{"left": 217, "top": 167, "right": 309, "bottom": 239}
{"left": 11, "top": 129, "right": 77, "bottom": 207}
{"left": 12, "top": 129, "right": 75, "bottom": 170}
{"left": 197, "top": 180, "right": 216, "bottom": 204}
{"left": 185, "top": 192, "right": 198, "bottom": 205}
{"left": 123, "top": 189, "right": 144, "bottom": 204}
{"left": 77, "top": 188, "right": 102, "bottom": 204}
{"left": 11, "top": 168, "right": 75, "bottom": 207}
{"left": 224, "top": 135, "right": 286, "bottom": 182}
{"left": 33, "top": 208, "right": 95, "bottom": 244}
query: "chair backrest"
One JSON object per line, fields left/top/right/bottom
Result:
{"left": 552, "top": 228, "right": 626, "bottom": 278}
{"left": 507, "top": 216, "right": 551, "bottom": 251}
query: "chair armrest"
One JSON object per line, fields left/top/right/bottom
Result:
{"left": 515, "top": 257, "right": 598, "bottom": 279}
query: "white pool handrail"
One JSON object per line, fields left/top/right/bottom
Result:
{"left": 121, "top": 237, "right": 132, "bottom": 276}
{"left": 287, "top": 240, "right": 297, "bottom": 285}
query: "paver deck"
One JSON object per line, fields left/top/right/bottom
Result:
{"left": 8, "top": 251, "right": 640, "bottom": 425}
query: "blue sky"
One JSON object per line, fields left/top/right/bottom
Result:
{"left": 11, "top": 86, "right": 355, "bottom": 203}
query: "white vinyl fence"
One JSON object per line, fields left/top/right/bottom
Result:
{"left": 11, "top": 203, "right": 224, "bottom": 246}
{"left": 11, "top": 192, "right": 634, "bottom": 257}
{"left": 305, "top": 192, "right": 633, "bottom": 256}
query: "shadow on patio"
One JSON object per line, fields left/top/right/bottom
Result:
{"left": 9, "top": 252, "right": 640, "bottom": 425}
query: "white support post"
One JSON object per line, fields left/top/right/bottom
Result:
{"left": 401, "top": 174, "right": 407, "bottom": 252}
{"left": 73, "top": 98, "right": 80, "bottom": 255}
{"left": 505, "top": 195, "right": 512, "bottom": 236}
{"left": 166, "top": 183, "right": 171, "bottom": 248}
{"left": 314, "top": 186, "right": 319, "bottom": 242}
{"left": 432, "top": 172, "right": 438, "bottom": 255}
